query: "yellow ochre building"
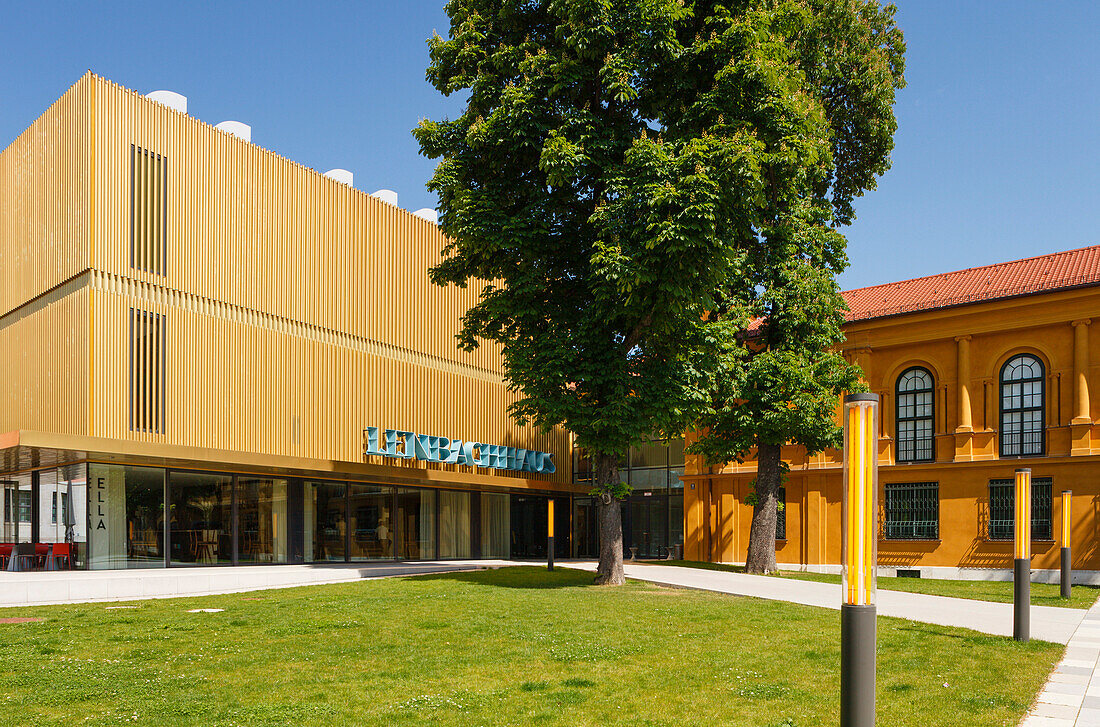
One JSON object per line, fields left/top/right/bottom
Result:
{"left": 681, "top": 245, "right": 1100, "bottom": 583}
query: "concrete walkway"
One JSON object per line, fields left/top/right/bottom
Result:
{"left": 1022, "top": 601, "right": 1100, "bottom": 726}
{"left": 564, "top": 562, "right": 1085, "bottom": 644}
{"left": 0, "top": 560, "right": 518, "bottom": 607}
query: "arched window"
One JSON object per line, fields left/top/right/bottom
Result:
{"left": 1000, "top": 354, "right": 1045, "bottom": 457}
{"left": 896, "top": 367, "right": 935, "bottom": 462}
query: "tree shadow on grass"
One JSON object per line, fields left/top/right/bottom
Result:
{"left": 889, "top": 622, "right": 1035, "bottom": 647}
{"left": 411, "top": 566, "right": 598, "bottom": 590}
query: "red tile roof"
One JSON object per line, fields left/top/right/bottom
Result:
{"left": 842, "top": 244, "right": 1100, "bottom": 323}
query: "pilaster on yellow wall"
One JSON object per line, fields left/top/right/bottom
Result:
{"left": 953, "top": 334, "right": 977, "bottom": 461}
{"left": 1073, "top": 320, "right": 1091, "bottom": 423}
{"left": 1070, "top": 320, "right": 1093, "bottom": 455}
{"left": 955, "top": 335, "right": 973, "bottom": 432}
{"left": 981, "top": 378, "right": 994, "bottom": 431}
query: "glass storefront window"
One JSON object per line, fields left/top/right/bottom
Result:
{"left": 628, "top": 494, "right": 668, "bottom": 559}
{"left": 2, "top": 474, "right": 32, "bottom": 543}
{"left": 238, "top": 478, "right": 288, "bottom": 564}
{"left": 349, "top": 484, "right": 394, "bottom": 560}
{"left": 40, "top": 469, "right": 65, "bottom": 543}
{"left": 509, "top": 495, "right": 547, "bottom": 559}
{"left": 88, "top": 465, "right": 164, "bottom": 569}
{"left": 169, "top": 472, "right": 232, "bottom": 565}
{"left": 572, "top": 496, "right": 597, "bottom": 559}
{"left": 670, "top": 495, "right": 683, "bottom": 553}
{"left": 47, "top": 466, "right": 88, "bottom": 567}
{"left": 481, "top": 492, "right": 510, "bottom": 558}
{"left": 573, "top": 437, "right": 685, "bottom": 559}
{"left": 630, "top": 467, "right": 668, "bottom": 491}
{"left": 304, "top": 480, "right": 347, "bottom": 562}
{"left": 1, "top": 460, "right": 584, "bottom": 568}
{"left": 397, "top": 488, "right": 435, "bottom": 560}
{"left": 439, "top": 490, "right": 471, "bottom": 559}
{"left": 573, "top": 449, "right": 592, "bottom": 484}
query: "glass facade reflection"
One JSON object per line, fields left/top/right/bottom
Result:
{"left": 3, "top": 463, "right": 571, "bottom": 570}
{"left": 350, "top": 484, "right": 393, "bottom": 560}
{"left": 573, "top": 438, "right": 685, "bottom": 559}
{"left": 88, "top": 464, "right": 162, "bottom": 569}
{"left": 305, "top": 480, "right": 347, "bottom": 562}
{"left": 480, "top": 493, "right": 510, "bottom": 558}
{"left": 238, "top": 478, "right": 288, "bottom": 564}
{"left": 509, "top": 495, "right": 569, "bottom": 559}
{"left": 397, "top": 488, "right": 436, "bottom": 560}
{"left": 2, "top": 474, "right": 32, "bottom": 543}
{"left": 169, "top": 472, "right": 233, "bottom": 565}
{"left": 439, "top": 491, "right": 471, "bottom": 559}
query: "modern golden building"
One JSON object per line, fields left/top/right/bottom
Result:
{"left": 0, "top": 73, "right": 581, "bottom": 570}
{"left": 681, "top": 245, "right": 1100, "bottom": 582}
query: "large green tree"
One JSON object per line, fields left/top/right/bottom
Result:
{"left": 416, "top": 0, "right": 904, "bottom": 584}
{"left": 689, "top": 3, "right": 905, "bottom": 573}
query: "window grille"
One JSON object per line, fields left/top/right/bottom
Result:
{"left": 129, "top": 308, "right": 166, "bottom": 434}
{"left": 896, "top": 367, "right": 934, "bottom": 462}
{"left": 131, "top": 144, "right": 167, "bottom": 275}
{"left": 988, "top": 477, "right": 1052, "bottom": 540}
{"left": 775, "top": 486, "right": 787, "bottom": 541}
{"left": 1000, "top": 355, "right": 1045, "bottom": 456}
{"left": 883, "top": 482, "right": 939, "bottom": 539}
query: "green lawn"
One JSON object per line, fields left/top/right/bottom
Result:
{"left": 649, "top": 559, "right": 1100, "bottom": 609}
{"left": 0, "top": 567, "right": 1060, "bottom": 726}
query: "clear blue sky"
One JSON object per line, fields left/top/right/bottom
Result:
{"left": 2, "top": 2, "right": 1098, "bottom": 290}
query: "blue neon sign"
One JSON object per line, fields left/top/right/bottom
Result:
{"left": 363, "top": 427, "right": 556, "bottom": 474}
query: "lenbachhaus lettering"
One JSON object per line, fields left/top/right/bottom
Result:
{"left": 364, "top": 427, "right": 556, "bottom": 474}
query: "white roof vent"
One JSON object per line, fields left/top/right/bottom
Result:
{"left": 413, "top": 208, "right": 439, "bottom": 224}
{"left": 371, "top": 189, "right": 398, "bottom": 206}
{"left": 215, "top": 121, "right": 251, "bottom": 142}
{"left": 146, "top": 90, "right": 187, "bottom": 114}
{"left": 324, "top": 169, "right": 354, "bottom": 186}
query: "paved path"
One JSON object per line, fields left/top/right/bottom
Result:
{"left": 0, "top": 560, "right": 518, "bottom": 607}
{"left": 564, "top": 562, "right": 1085, "bottom": 644}
{"left": 1022, "top": 601, "right": 1100, "bottom": 726}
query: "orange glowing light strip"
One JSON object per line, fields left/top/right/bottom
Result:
{"left": 1015, "top": 469, "right": 1031, "bottom": 560}
{"left": 1062, "top": 490, "right": 1072, "bottom": 546}
{"left": 548, "top": 499, "right": 555, "bottom": 538}
{"left": 845, "top": 405, "right": 859, "bottom": 605}
{"left": 844, "top": 400, "right": 877, "bottom": 606}
{"left": 862, "top": 404, "right": 875, "bottom": 602}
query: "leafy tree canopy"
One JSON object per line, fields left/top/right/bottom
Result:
{"left": 415, "top": 0, "right": 905, "bottom": 470}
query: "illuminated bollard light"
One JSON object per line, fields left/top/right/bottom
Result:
{"left": 547, "top": 499, "right": 555, "bottom": 572}
{"left": 1014, "top": 468, "right": 1032, "bottom": 642}
{"left": 1061, "top": 490, "right": 1072, "bottom": 600}
{"left": 842, "top": 393, "right": 878, "bottom": 727}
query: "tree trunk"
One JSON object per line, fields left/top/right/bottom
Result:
{"left": 593, "top": 452, "right": 625, "bottom": 586}
{"left": 745, "top": 441, "right": 781, "bottom": 574}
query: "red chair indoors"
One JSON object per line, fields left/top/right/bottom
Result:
{"left": 49, "top": 543, "right": 73, "bottom": 570}
{"left": 0, "top": 543, "right": 12, "bottom": 570}
{"left": 34, "top": 543, "right": 51, "bottom": 570}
